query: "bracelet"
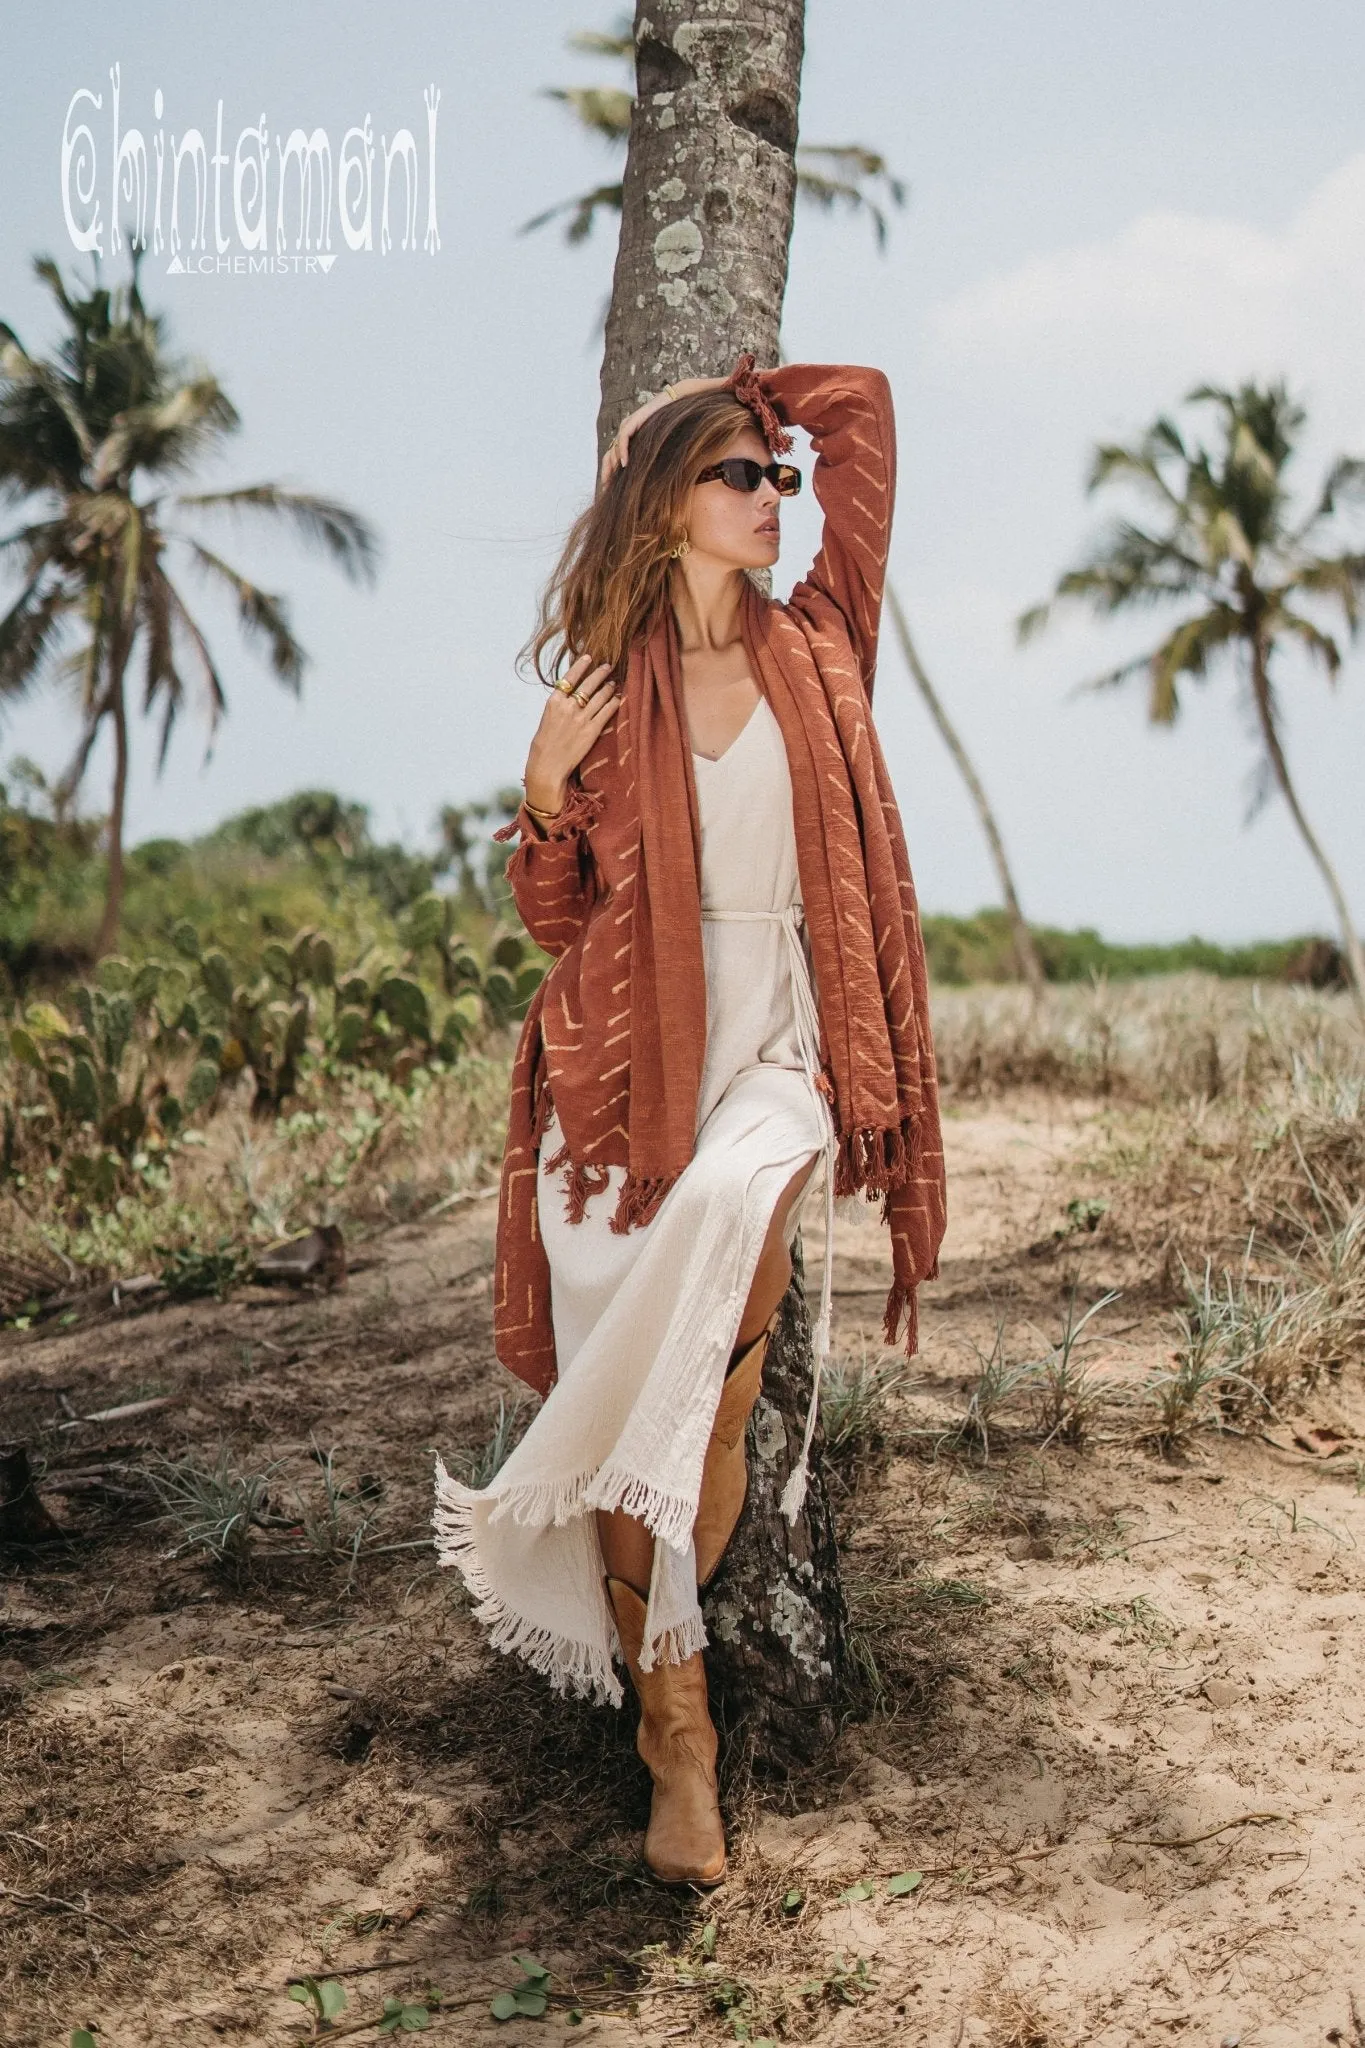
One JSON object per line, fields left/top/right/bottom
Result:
{"left": 524, "top": 796, "right": 565, "bottom": 821}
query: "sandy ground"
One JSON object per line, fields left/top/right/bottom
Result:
{"left": 2, "top": 1089, "right": 1363, "bottom": 2047}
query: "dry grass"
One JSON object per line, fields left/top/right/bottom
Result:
{"left": 931, "top": 973, "right": 1362, "bottom": 1106}
{"left": 931, "top": 977, "right": 1365, "bottom": 1426}
{"left": 3, "top": 975, "right": 1365, "bottom": 2043}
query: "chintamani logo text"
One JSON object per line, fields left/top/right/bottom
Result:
{"left": 62, "top": 63, "right": 442, "bottom": 275}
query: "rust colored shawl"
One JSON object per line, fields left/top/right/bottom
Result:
{"left": 491, "top": 360, "right": 946, "bottom": 1399}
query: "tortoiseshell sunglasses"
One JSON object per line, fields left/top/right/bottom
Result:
{"left": 694, "top": 456, "right": 802, "bottom": 496}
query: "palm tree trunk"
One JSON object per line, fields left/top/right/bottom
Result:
{"left": 93, "top": 662, "right": 130, "bottom": 960}
{"left": 1249, "top": 632, "right": 1365, "bottom": 1017}
{"left": 884, "top": 583, "right": 1046, "bottom": 1000}
{"left": 596, "top": 2, "right": 803, "bottom": 455}
{"left": 599, "top": 0, "right": 851, "bottom": 1761}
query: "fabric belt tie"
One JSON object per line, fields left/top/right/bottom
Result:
{"left": 699, "top": 900, "right": 835, "bottom": 1522}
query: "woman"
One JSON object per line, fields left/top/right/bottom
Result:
{"left": 434, "top": 353, "right": 946, "bottom": 1889}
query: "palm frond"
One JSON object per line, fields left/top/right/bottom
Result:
{"left": 118, "top": 498, "right": 145, "bottom": 624}
{"left": 540, "top": 84, "right": 633, "bottom": 142}
{"left": 1201, "top": 502, "right": 1255, "bottom": 574}
{"left": 1086, "top": 424, "right": 1187, "bottom": 515}
{"left": 791, "top": 170, "right": 893, "bottom": 250}
{"left": 1291, "top": 455, "right": 1365, "bottom": 543}
{"left": 795, "top": 146, "right": 908, "bottom": 250}
{"left": 173, "top": 484, "right": 379, "bottom": 586}
{"left": 1143, "top": 606, "right": 1240, "bottom": 723}
{"left": 1290, "top": 552, "right": 1365, "bottom": 636}
{"left": 1275, "top": 606, "right": 1343, "bottom": 681}
{"left": 0, "top": 516, "right": 70, "bottom": 574}
{"left": 91, "top": 377, "right": 240, "bottom": 486}
{"left": 0, "top": 338, "right": 94, "bottom": 487}
{"left": 797, "top": 143, "right": 908, "bottom": 202}
{"left": 517, "top": 183, "right": 624, "bottom": 242}
{"left": 1064, "top": 647, "right": 1161, "bottom": 700}
{"left": 54, "top": 694, "right": 109, "bottom": 814}
{"left": 181, "top": 537, "right": 304, "bottom": 688}
{"left": 1241, "top": 748, "right": 1278, "bottom": 826}
{"left": 158, "top": 576, "right": 231, "bottom": 752}
{"left": 31, "top": 255, "right": 80, "bottom": 325}
{"left": 1015, "top": 599, "right": 1052, "bottom": 645}
{"left": 137, "top": 562, "right": 193, "bottom": 771}
{"left": 1043, "top": 524, "right": 1210, "bottom": 618}
{"left": 565, "top": 23, "right": 632, "bottom": 59}
{"left": 0, "top": 571, "right": 76, "bottom": 700}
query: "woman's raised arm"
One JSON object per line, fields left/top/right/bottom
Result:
{"left": 756, "top": 363, "right": 897, "bottom": 705}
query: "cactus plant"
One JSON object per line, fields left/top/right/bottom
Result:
{"left": 2, "top": 892, "right": 545, "bottom": 1205}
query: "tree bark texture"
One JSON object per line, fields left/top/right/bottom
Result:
{"left": 94, "top": 640, "right": 132, "bottom": 961}
{"left": 596, "top": 1, "right": 806, "bottom": 459}
{"left": 596, "top": 1, "right": 852, "bottom": 1761}
{"left": 701, "top": 1232, "right": 850, "bottom": 1772}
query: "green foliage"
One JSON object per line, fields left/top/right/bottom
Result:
{"left": 0, "top": 248, "right": 380, "bottom": 957}
{"left": 7, "top": 948, "right": 218, "bottom": 1199}
{"left": 0, "top": 767, "right": 104, "bottom": 993}
{"left": 147, "top": 1445, "right": 288, "bottom": 1565}
{"left": 819, "top": 1350, "right": 907, "bottom": 1461}
{"left": 377, "top": 1995, "right": 431, "bottom": 2032}
{"left": 147, "top": 1440, "right": 391, "bottom": 1581}
{"left": 946, "top": 1290, "right": 1121, "bottom": 1456}
{"left": 1141, "top": 1256, "right": 1282, "bottom": 1446}
{"left": 921, "top": 907, "right": 1326, "bottom": 987}
{"left": 157, "top": 1238, "right": 253, "bottom": 1300}
{"left": 490, "top": 1954, "right": 551, "bottom": 2021}
{"left": 1, "top": 889, "right": 534, "bottom": 1213}
{"left": 450, "top": 1394, "right": 532, "bottom": 1489}
{"left": 287, "top": 1975, "right": 348, "bottom": 2026}
{"left": 0, "top": 766, "right": 529, "bottom": 1009}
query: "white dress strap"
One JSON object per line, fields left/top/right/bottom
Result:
{"left": 699, "top": 901, "right": 835, "bottom": 1522}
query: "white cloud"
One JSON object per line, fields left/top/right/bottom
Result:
{"left": 926, "top": 155, "right": 1365, "bottom": 440}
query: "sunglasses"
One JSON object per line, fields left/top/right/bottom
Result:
{"left": 694, "top": 456, "right": 802, "bottom": 497}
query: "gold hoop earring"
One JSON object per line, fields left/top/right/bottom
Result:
{"left": 669, "top": 534, "right": 691, "bottom": 560}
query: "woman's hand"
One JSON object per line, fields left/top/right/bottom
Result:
{"left": 523, "top": 654, "right": 621, "bottom": 822}
{"left": 598, "top": 372, "right": 731, "bottom": 491}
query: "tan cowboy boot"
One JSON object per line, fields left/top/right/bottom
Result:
{"left": 605, "top": 1576, "right": 727, "bottom": 1888}
{"left": 693, "top": 1304, "right": 780, "bottom": 1589}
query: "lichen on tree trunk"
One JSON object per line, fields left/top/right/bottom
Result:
{"left": 596, "top": 1, "right": 806, "bottom": 454}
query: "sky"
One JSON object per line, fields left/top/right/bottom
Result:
{"left": 1, "top": 1, "right": 1363, "bottom": 945}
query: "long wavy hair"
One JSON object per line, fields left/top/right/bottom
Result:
{"left": 520, "top": 389, "right": 761, "bottom": 686}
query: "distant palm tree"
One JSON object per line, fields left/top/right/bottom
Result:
{"left": 0, "top": 248, "right": 379, "bottom": 955}
{"left": 1018, "top": 380, "right": 1365, "bottom": 1013}
{"left": 884, "top": 585, "right": 1043, "bottom": 996}
{"left": 525, "top": 18, "right": 1046, "bottom": 997}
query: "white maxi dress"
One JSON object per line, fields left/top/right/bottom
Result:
{"left": 434, "top": 693, "right": 839, "bottom": 1708}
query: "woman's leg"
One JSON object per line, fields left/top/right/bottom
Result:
{"left": 596, "top": 1502, "right": 654, "bottom": 1593}
{"left": 732, "top": 1149, "right": 820, "bottom": 1349}
{"left": 597, "top": 1150, "right": 818, "bottom": 1588}
{"left": 597, "top": 1142, "right": 821, "bottom": 1587}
